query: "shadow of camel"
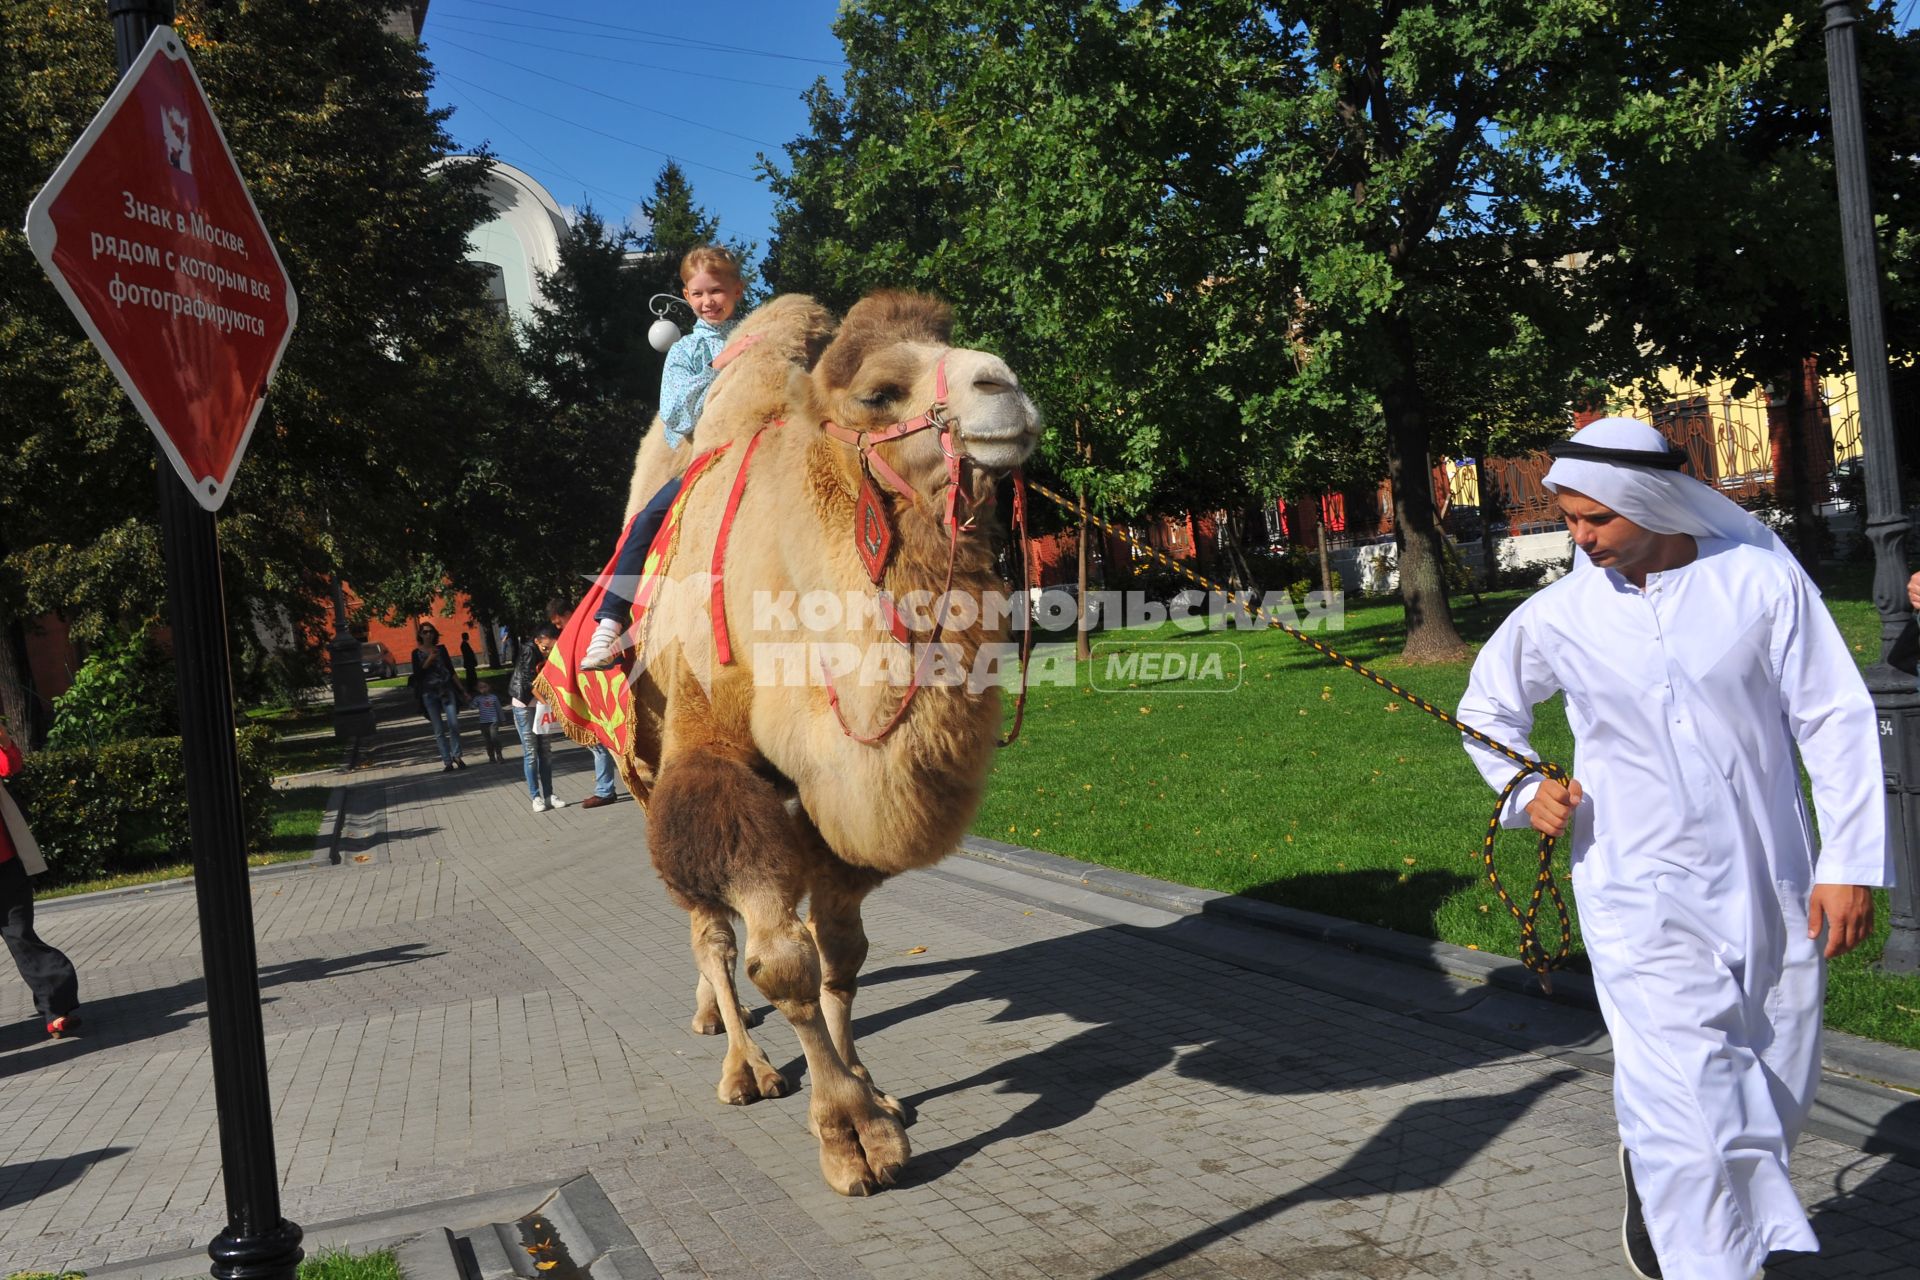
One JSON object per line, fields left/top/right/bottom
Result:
{"left": 0, "top": 942, "right": 441, "bottom": 1080}
{"left": 851, "top": 880, "right": 1587, "bottom": 1201}
{"left": 0, "top": 1146, "right": 131, "bottom": 1213}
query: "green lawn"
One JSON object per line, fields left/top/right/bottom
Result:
{"left": 246, "top": 703, "right": 346, "bottom": 776}
{"left": 975, "top": 562, "right": 1920, "bottom": 1050}
{"left": 7, "top": 1246, "right": 399, "bottom": 1280}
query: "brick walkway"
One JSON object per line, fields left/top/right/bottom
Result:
{"left": 0, "top": 712, "right": 1914, "bottom": 1278}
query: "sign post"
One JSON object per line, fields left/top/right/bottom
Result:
{"left": 25, "top": 4, "right": 304, "bottom": 1275}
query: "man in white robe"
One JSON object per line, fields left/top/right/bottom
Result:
{"left": 1457, "top": 418, "right": 1888, "bottom": 1280}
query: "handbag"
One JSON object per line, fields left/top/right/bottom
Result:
{"left": 532, "top": 701, "right": 561, "bottom": 736}
{"left": 0, "top": 782, "right": 49, "bottom": 877}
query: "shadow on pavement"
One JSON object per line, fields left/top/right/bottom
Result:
{"left": 0, "top": 1147, "right": 131, "bottom": 1212}
{"left": 856, "top": 904, "right": 1586, "bottom": 1194}
{"left": 0, "top": 943, "right": 441, "bottom": 1080}
{"left": 1095, "top": 1071, "right": 1580, "bottom": 1279}
{"left": 1766, "top": 1099, "right": 1920, "bottom": 1277}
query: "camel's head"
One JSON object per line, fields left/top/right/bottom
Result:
{"left": 812, "top": 292, "right": 1041, "bottom": 497}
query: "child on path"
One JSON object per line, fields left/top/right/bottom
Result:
{"left": 580, "top": 245, "right": 746, "bottom": 671}
{"left": 470, "top": 680, "right": 503, "bottom": 763}
{"left": 0, "top": 721, "right": 80, "bottom": 1038}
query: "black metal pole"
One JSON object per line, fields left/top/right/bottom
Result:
{"left": 106, "top": 2, "right": 305, "bottom": 1274}
{"left": 1822, "top": 0, "right": 1918, "bottom": 975}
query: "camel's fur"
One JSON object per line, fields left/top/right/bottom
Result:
{"left": 616, "top": 291, "right": 1040, "bottom": 1194}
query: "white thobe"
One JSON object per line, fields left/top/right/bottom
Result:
{"left": 1458, "top": 537, "right": 1890, "bottom": 1280}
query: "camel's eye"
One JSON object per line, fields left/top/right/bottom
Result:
{"left": 859, "top": 385, "right": 903, "bottom": 410}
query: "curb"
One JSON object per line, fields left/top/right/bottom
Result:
{"left": 956, "top": 835, "right": 1920, "bottom": 1096}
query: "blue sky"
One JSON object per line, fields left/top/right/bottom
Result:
{"left": 420, "top": 0, "right": 847, "bottom": 262}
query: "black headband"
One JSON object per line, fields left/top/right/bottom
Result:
{"left": 1545, "top": 439, "right": 1688, "bottom": 470}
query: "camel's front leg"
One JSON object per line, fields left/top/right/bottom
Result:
{"left": 740, "top": 888, "right": 909, "bottom": 1195}
{"left": 804, "top": 851, "right": 904, "bottom": 1121}
{"left": 687, "top": 910, "right": 789, "bottom": 1105}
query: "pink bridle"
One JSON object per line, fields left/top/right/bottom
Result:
{"left": 815, "top": 352, "right": 1030, "bottom": 743}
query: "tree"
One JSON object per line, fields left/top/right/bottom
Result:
{"left": 433, "top": 210, "right": 655, "bottom": 630}
{"left": 1577, "top": 4, "right": 1920, "bottom": 561}
{"left": 0, "top": 0, "right": 503, "bottom": 703}
{"left": 764, "top": 3, "right": 1317, "bottom": 567}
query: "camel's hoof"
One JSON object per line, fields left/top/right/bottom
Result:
{"left": 815, "top": 1105, "right": 910, "bottom": 1195}
{"left": 717, "top": 1055, "right": 791, "bottom": 1106}
{"left": 872, "top": 1090, "right": 907, "bottom": 1123}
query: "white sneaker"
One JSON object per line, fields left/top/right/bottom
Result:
{"left": 547, "top": 796, "right": 568, "bottom": 810}
{"left": 579, "top": 619, "right": 623, "bottom": 671}
{"left": 532, "top": 797, "right": 549, "bottom": 813}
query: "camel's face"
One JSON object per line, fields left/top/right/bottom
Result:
{"left": 827, "top": 340, "right": 1042, "bottom": 496}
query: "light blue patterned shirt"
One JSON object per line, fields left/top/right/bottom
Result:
{"left": 659, "top": 317, "right": 739, "bottom": 449}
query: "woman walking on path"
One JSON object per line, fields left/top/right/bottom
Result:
{"left": 509, "top": 625, "right": 567, "bottom": 813}
{"left": 410, "top": 622, "right": 467, "bottom": 772}
{"left": 0, "top": 722, "right": 80, "bottom": 1037}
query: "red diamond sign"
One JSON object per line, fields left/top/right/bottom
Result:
{"left": 24, "top": 26, "right": 297, "bottom": 511}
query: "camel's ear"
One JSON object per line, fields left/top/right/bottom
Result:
{"left": 817, "top": 291, "right": 953, "bottom": 392}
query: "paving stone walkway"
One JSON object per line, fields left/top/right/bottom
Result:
{"left": 0, "top": 709, "right": 1914, "bottom": 1278}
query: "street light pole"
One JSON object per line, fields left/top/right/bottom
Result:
{"left": 105, "top": 1, "right": 305, "bottom": 1274}
{"left": 1822, "top": 0, "right": 1917, "bottom": 974}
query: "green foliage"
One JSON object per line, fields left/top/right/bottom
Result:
{"left": 1, "top": 1, "right": 502, "bottom": 664}
{"left": 44, "top": 633, "right": 178, "bottom": 748}
{"left": 6, "top": 725, "right": 275, "bottom": 886}
{"left": 298, "top": 1249, "right": 400, "bottom": 1280}
{"left": 765, "top": 1, "right": 1918, "bottom": 662}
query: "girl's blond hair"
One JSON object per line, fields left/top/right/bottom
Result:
{"left": 680, "top": 244, "right": 743, "bottom": 288}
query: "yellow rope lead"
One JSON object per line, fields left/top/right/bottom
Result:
{"left": 1025, "top": 479, "right": 1573, "bottom": 987}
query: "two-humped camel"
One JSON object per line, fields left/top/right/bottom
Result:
{"left": 614, "top": 291, "right": 1041, "bottom": 1194}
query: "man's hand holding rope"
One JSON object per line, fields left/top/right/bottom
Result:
{"left": 1524, "top": 776, "right": 1583, "bottom": 838}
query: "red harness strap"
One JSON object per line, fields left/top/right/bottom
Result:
{"left": 710, "top": 421, "right": 782, "bottom": 665}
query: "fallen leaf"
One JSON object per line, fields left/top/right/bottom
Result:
{"left": 537, "top": 1262, "right": 558, "bottom": 1272}
{"left": 1403, "top": 856, "right": 1417, "bottom": 866}
{"left": 352, "top": 854, "right": 371, "bottom": 864}
{"left": 1384, "top": 702, "right": 1401, "bottom": 712}
{"left": 905, "top": 945, "right": 927, "bottom": 955}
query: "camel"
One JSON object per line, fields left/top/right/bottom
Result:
{"left": 594, "top": 291, "right": 1041, "bottom": 1195}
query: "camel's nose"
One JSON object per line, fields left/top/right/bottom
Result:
{"left": 972, "top": 371, "right": 1016, "bottom": 395}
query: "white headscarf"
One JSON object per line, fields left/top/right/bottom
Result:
{"left": 1541, "top": 417, "right": 1798, "bottom": 578}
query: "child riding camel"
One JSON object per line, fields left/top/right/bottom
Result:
{"left": 581, "top": 245, "right": 745, "bottom": 670}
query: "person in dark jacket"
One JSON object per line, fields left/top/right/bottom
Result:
{"left": 459, "top": 631, "right": 479, "bottom": 694}
{"left": 0, "top": 722, "right": 79, "bottom": 1037}
{"left": 410, "top": 622, "right": 466, "bottom": 771}
{"left": 509, "top": 625, "right": 566, "bottom": 811}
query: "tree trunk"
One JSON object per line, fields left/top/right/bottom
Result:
{"left": 1771, "top": 356, "right": 1829, "bottom": 570}
{"left": 1218, "top": 507, "right": 1258, "bottom": 593}
{"left": 1381, "top": 312, "right": 1470, "bottom": 663}
{"left": 1075, "top": 489, "right": 1091, "bottom": 663}
{"left": 0, "top": 612, "right": 45, "bottom": 747}
{"left": 1477, "top": 433, "right": 1504, "bottom": 591}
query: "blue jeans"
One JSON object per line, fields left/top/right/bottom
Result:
{"left": 422, "top": 689, "right": 463, "bottom": 765}
{"left": 591, "top": 744, "right": 617, "bottom": 799}
{"left": 595, "top": 476, "right": 684, "bottom": 626}
{"left": 514, "top": 706, "right": 553, "bottom": 800}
